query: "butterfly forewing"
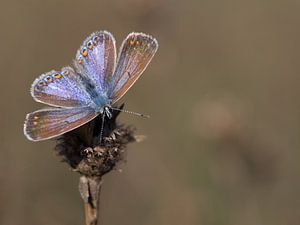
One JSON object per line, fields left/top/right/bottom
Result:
{"left": 31, "top": 66, "right": 91, "bottom": 108}
{"left": 24, "top": 107, "right": 98, "bottom": 141}
{"left": 74, "top": 31, "right": 116, "bottom": 93}
{"left": 109, "top": 32, "right": 158, "bottom": 103}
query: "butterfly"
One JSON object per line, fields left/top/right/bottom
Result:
{"left": 24, "top": 31, "right": 158, "bottom": 141}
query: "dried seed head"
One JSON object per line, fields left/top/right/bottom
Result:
{"left": 55, "top": 104, "right": 136, "bottom": 177}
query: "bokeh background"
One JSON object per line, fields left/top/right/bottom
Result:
{"left": 1, "top": 0, "right": 300, "bottom": 224}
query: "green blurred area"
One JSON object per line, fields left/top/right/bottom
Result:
{"left": 1, "top": 0, "right": 300, "bottom": 224}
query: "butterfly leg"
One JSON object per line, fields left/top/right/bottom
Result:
{"left": 99, "top": 112, "right": 106, "bottom": 144}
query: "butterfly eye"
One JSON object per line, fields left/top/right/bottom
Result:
{"left": 54, "top": 73, "right": 62, "bottom": 79}
{"left": 82, "top": 48, "right": 88, "bottom": 57}
{"left": 87, "top": 41, "right": 93, "bottom": 50}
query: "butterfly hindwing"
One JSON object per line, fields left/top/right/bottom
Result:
{"left": 109, "top": 32, "right": 158, "bottom": 103}
{"left": 24, "top": 107, "right": 98, "bottom": 141}
{"left": 74, "top": 31, "right": 116, "bottom": 93}
{"left": 31, "top": 66, "right": 91, "bottom": 108}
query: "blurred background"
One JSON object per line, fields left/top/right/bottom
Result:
{"left": 1, "top": 0, "right": 300, "bottom": 224}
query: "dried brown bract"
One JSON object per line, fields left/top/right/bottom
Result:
{"left": 55, "top": 104, "right": 135, "bottom": 176}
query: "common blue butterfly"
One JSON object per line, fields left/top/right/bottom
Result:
{"left": 24, "top": 31, "right": 158, "bottom": 141}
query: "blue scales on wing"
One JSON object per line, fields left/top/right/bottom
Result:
{"left": 31, "top": 66, "right": 92, "bottom": 108}
{"left": 74, "top": 31, "right": 116, "bottom": 95}
{"left": 24, "top": 106, "right": 98, "bottom": 141}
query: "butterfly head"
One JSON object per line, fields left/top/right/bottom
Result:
{"left": 99, "top": 105, "right": 113, "bottom": 119}
{"left": 104, "top": 106, "right": 113, "bottom": 119}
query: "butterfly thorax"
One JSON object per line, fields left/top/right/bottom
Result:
{"left": 91, "top": 94, "right": 111, "bottom": 114}
{"left": 76, "top": 72, "right": 111, "bottom": 113}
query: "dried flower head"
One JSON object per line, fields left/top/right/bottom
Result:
{"left": 55, "top": 104, "right": 136, "bottom": 177}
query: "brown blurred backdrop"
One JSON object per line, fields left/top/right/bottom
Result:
{"left": 1, "top": 0, "right": 300, "bottom": 224}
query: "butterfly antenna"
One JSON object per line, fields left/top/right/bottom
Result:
{"left": 110, "top": 107, "right": 150, "bottom": 118}
{"left": 99, "top": 113, "right": 105, "bottom": 144}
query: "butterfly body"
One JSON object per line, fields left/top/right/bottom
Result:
{"left": 75, "top": 73, "right": 111, "bottom": 111}
{"left": 24, "top": 31, "right": 158, "bottom": 141}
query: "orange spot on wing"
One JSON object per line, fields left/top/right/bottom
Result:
{"left": 88, "top": 42, "right": 93, "bottom": 50}
{"left": 39, "top": 81, "right": 47, "bottom": 86}
{"left": 54, "top": 74, "right": 62, "bottom": 79}
{"left": 77, "top": 56, "right": 83, "bottom": 64}
{"left": 82, "top": 48, "right": 88, "bottom": 57}
{"left": 46, "top": 76, "right": 53, "bottom": 83}
{"left": 93, "top": 36, "right": 99, "bottom": 45}
{"left": 62, "top": 70, "right": 69, "bottom": 75}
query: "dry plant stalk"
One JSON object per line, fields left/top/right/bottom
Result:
{"left": 55, "top": 105, "right": 136, "bottom": 225}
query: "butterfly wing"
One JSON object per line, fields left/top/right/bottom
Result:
{"left": 24, "top": 107, "right": 98, "bottom": 141}
{"left": 74, "top": 31, "right": 116, "bottom": 93}
{"left": 108, "top": 32, "right": 158, "bottom": 103}
{"left": 31, "top": 66, "right": 91, "bottom": 108}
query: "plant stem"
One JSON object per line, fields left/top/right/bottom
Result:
{"left": 79, "top": 176, "right": 102, "bottom": 225}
